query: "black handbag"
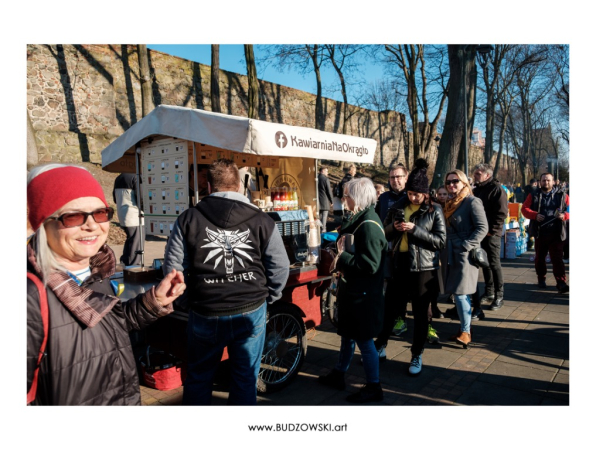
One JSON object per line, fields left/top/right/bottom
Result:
{"left": 470, "top": 247, "right": 490, "bottom": 268}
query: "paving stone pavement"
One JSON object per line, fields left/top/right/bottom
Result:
{"left": 114, "top": 241, "right": 569, "bottom": 406}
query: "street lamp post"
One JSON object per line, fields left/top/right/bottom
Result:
{"left": 462, "top": 45, "right": 494, "bottom": 177}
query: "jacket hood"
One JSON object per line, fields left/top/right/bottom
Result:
{"left": 197, "top": 195, "right": 261, "bottom": 229}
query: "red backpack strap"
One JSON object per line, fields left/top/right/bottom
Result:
{"left": 27, "top": 272, "right": 49, "bottom": 405}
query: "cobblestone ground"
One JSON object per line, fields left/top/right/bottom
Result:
{"left": 137, "top": 251, "right": 569, "bottom": 406}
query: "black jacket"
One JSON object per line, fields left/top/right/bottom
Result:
{"left": 375, "top": 188, "right": 407, "bottom": 223}
{"left": 27, "top": 247, "right": 167, "bottom": 405}
{"left": 473, "top": 177, "right": 508, "bottom": 237}
{"left": 172, "top": 195, "right": 288, "bottom": 315}
{"left": 338, "top": 174, "right": 353, "bottom": 199}
{"left": 384, "top": 197, "right": 446, "bottom": 273}
{"left": 318, "top": 173, "right": 333, "bottom": 212}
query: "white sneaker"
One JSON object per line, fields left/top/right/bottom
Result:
{"left": 409, "top": 355, "right": 422, "bottom": 376}
{"left": 377, "top": 345, "right": 387, "bottom": 362}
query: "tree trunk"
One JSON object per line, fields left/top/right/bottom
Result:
{"left": 138, "top": 45, "right": 154, "bottom": 117}
{"left": 210, "top": 45, "right": 221, "bottom": 113}
{"left": 432, "top": 46, "right": 476, "bottom": 188}
{"left": 244, "top": 44, "right": 259, "bottom": 119}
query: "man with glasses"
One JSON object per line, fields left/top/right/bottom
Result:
{"left": 522, "top": 173, "right": 569, "bottom": 293}
{"left": 113, "top": 172, "right": 143, "bottom": 266}
{"left": 376, "top": 163, "right": 408, "bottom": 222}
{"left": 471, "top": 163, "right": 508, "bottom": 313}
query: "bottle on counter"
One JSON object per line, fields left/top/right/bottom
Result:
{"left": 273, "top": 188, "right": 282, "bottom": 211}
{"left": 291, "top": 187, "right": 299, "bottom": 210}
{"left": 281, "top": 187, "right": 288, "bottom": 211}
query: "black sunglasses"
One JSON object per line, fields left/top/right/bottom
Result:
{"left": 48, "top": 207, "right": 114, "bottom": 228}
{"left": 445, "top": 179, "right": 461, "bottom": 186}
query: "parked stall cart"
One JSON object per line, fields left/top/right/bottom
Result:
{"left": 101, "top": 105, "right": 377, "bottom": 393}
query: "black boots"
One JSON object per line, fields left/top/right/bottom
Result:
{"left": 490, "top": 292, "right": 504, "bottom": 310}
{"left": 318, "top": 369, "right": 346, "bottom": 390}
{"left": 346, "top": 382, "right": 383, "bottom": 403}
{"left": 471, "top": 307, "right": 485, "bottom": 321}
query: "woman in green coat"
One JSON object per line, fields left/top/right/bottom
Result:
{"left": 319, "top": 177, "right": 386, "bottom": 403}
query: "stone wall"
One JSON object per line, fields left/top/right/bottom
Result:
{"left": 27, "top": 44, "right": 407, "bottom": 167}
{"left": 26, "top": 44, "right": 517, "bottom": 180}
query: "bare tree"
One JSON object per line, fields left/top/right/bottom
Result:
{"left": 210, "top": 44, "right": 221, "bottom": 113}
{"left": 137, "top": 44, "right": 154, "bottom": 117}
{"left": 478, "top": 45, "right": 512, "bottom": 165}
{"left": 362, "top": 79, "right": 404, "bottom": 164}
{"left": 432, "top": 45, "right": 479, "bottom": 188}
{"left": 383, "top": 45, "right": 449, "bottom": 163}
{"left": 244, "top": 44, "right": 259, "bottom": 119}
{"left": 322, "top": 44, "right": 365, "bottom": 134}
{"left": 261, "top": 45, "right": 325, "bottom": 130}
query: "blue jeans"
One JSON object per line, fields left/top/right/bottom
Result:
{"left": 183, "top": 302, "right": 267, "bottom": 405}
{"left": 335, "top": 337, "right": 379, "bottom": 384}
{"left": 454, "top": 294, "right": 472, "bottom": 333}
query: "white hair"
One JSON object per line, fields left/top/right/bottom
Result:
{"left": 344, "top": 177, "right": 377, "bottom": 213}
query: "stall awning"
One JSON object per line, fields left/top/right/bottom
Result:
{"left": 101, "top": 105, "right": 377, "bottom": 172}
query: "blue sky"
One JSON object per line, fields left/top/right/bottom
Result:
{"left": 147, "top": 44, "right": 385, "bottom": 103}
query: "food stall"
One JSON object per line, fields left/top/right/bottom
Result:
{"left": 101, "top": 105, "right": 377, "bottom": 393}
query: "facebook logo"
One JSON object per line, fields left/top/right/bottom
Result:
{"left": 275, "top": 131, "right": 288, "bottom": 148}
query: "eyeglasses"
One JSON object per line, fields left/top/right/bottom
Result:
{"left": 390, "top": 175, "right": 406, "bottom": 179}
{"left": 48, "top": 207, "right": 114, "bottom": 228}
{"left": 445, "top": 179, "right": 461, "bottom": 186}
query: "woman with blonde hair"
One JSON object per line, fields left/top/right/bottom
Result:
{"left": 443, "top": 169, "right": 488, "bottom": 347}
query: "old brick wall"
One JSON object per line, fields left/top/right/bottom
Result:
{"left": 27, "top": 44, "right": 406, "bottom": 167}
{"left": 26, "top": 44, "right": 516, "bottom": 178}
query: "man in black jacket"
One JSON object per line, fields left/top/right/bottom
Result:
{"left": 472, "top": 164, "right": 508, "bottom": 313}
{"left": 164, "top": 159, "right": 289, "bottom": 405}
{"left": 318, "top": 166, "right": 334, "bottom": 232}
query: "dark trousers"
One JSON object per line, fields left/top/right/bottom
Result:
{"left": 480, "top": 234, "right": 504, "bottom": 296}
{"left": 376, "top": 253, "right": 439, "bottom": 356}
{"left": 121, "top": 225, "right": 142, "bottom": 266}
{"left": 535, "top": 233, "right": 566, "bottom": 284}
{"left": 406, "top": 270, "right": 439, "bottom": 356}
{"left": 563, "top": 222, "right": 569, "bottom": 260}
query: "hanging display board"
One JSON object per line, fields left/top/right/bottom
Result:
{"left": 141, "top": 137, "right": 191, "bottom": 237}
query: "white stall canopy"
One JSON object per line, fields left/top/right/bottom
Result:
{"left": 102, "top": 105, "right": 377, "bottom": 173}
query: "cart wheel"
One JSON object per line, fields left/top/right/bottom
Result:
{"left": 321, "top": 286, "right": 339, "bottom": 328}
{"left": 257, "top": 302, "right": 306, "bottom": 394}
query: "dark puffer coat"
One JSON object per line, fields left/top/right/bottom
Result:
{"left": 27, "top": 245, "right": 171, "bottom": 405}
{"left": 335, "top": 206, "right": 386, "bottom": 340}
{"left": 384, "top": 196, "right": 446, "bottom": 273}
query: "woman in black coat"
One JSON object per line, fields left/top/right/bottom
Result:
{"left": 318, "top": 177, "right": 386, "bottom": 403}
{"left": 27, "top": 164, "right": 186, "bottom": 405}
{"left": 381, "top": 159, "right": 446, "bottom": 376}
